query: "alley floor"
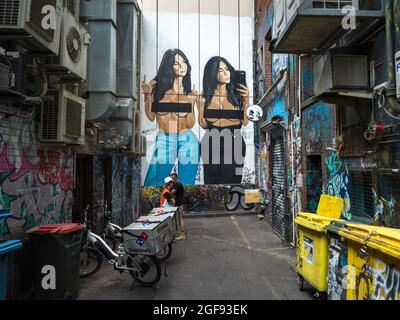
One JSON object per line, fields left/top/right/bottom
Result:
{"left": 78, "top": 215, "right": 314, "bottom": 300}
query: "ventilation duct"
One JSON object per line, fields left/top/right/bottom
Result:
{"left": 81, "top": 0, "right": 117, "bottom": 121}
{"left": 116, "top": 0, "right": 140, "bottom": 99}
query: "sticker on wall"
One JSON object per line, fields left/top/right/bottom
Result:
{"left": 304, "top": 236, "right": 314, "bottom": 264}
{"left": 246, "top": 105, "right": 263, "bottom": 122}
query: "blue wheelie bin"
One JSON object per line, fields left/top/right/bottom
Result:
{"left": 0, "top": 210, "right": 23, "bottom": 300}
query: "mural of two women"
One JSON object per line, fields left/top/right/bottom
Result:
{"left": 142, "top": 49, "right": 251, "bottom": 187}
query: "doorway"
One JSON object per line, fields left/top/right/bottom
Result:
{"left": 74, "top": 155, "right": 93, "bottom": 224}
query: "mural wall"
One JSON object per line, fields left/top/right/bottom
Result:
{"left": 140, "top": 184, "right": 255, "bottom": 213}
{"left": 112, "top": 154, "right": 141, "bottom": 226}
{"left": 140, "top": 0, "right": 255, "bottom": 191}
{"left": 0, "top": 113, "right": 74, "bottom": 238}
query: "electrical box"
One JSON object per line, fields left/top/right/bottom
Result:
{"left": 396, "top": 51, "right": 400, "bottom": 100}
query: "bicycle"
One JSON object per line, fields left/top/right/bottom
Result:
{"left": 79, "top": 205, "right": 103, "bottom": 279}
{"left": 102, "top": 205, "right": 173, "bottom": 262}
{"left": 79, "top": 205, "right": 162, "bottom": 287}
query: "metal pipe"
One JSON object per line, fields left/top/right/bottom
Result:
{"left": 290, "top": 121, "right": 296, "bottom": 247}
{"left": 385, "top": 0, "right": 400, "bottom": 113}
{"left": 298, "top": 54, "right": 308, "bottom": 121}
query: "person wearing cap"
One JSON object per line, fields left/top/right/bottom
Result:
{"left": 160, "top": 177, "right": 176, "bottom": 208}
{"left": 170, "top": 173, "right": 185, "bottom": 240}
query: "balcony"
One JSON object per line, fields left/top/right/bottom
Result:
{"left": 272, "top": 0, "right": 384, "bottom": 54}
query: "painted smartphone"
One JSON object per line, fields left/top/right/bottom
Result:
{"left": 235, "top": 70, "right": 247, "bottom": 87}
{"left": 234, "top": 70, "right": 246, "bottom": 107}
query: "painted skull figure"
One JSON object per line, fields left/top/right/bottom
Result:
{"left": 246, "top": 105, "right": 263, "bottom": 122}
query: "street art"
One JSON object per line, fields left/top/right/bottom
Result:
{"left": 112, "top": 155, "right": 140, "bottom": 227}
{"left": 325, "top": 151, "right": 351, "bottom": 220}
{"left": 140, "top": 0, "right": 256, "bottom": 196}
{"left": 306, "top": 156, "right": 322, "bottom": 213}
{"left": 199, "top": 56, "right": 250, "bottom": 185}
{"left": 374, "top": 175, "right": 400, "bottom": 227}
{"left": 327, "top": 237, "right": 348, "bottom": 300}
{"left": 302, "top": 103, "right": 334, "bottom": 155}
{"left": 372, "top": 259, "right": 400, "bottom": 300}
{"left": 290, "top": 116, "right": 303, "bottom": 213}
{"left": 356, "top": 257, "right": 400, "bottom": 300}
{"left": 141, "top": 184, "right": 254, "bottom": 213}
{"left": 142, "top": 49, "right": 199, "bottom": 187}
{"left": 0, "top": 116, "right": 73, "bottom": 237}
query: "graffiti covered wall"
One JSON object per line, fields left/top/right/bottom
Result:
{"left": 0, "top": 113, "right": 74, "bottom": 238}
{"left": 112, "top": 154, "right": 141, "bottom": 226}
{"left": 140, "top": 0, "right": 255, "bottom": 190}
{"left": 141, "top": 184, "right": 255, "bottom": 213}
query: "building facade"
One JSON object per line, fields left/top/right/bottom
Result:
{"left": 0, "top": 0, "right": 143, "bottom": 298}
{"left": 255, "top": 0, "right": 400, "bottom": 244}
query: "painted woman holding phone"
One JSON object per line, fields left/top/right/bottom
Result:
{"left": 142, "top": 49, "right": 199, "bottom": 186}
{"left": 198, "top": 56, "right": 250, "bottom": 184}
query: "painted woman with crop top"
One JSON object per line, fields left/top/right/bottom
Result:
{"left": 198, "top": 57, "right": 250, "bottom": 184}
{"left": 142, "top": 49, "right": 199, "bottom": 186}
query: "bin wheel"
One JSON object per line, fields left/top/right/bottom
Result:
{"left": 297, "top": 274, "right": 304, "bottom": 291}
{"left": 64, "top": 292, "right": 72, "bottom": 300}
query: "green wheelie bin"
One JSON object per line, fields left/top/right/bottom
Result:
{"left": 27, "top": 224, "right": 83, "bottom": 300}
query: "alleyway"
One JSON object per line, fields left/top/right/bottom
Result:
{"left": 78, "top": 215, "right": 313, "bottom": 300}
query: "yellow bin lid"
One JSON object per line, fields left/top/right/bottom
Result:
{"left": 316, "top": 195, "right": 344, "bottom": 219}
{"left": 338, "top": 224, "right": 400, "bottom": 260}
{"left": 294, "top": 212, "right": 342, "bottom": 232}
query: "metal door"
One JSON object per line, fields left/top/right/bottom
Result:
{"left": 270, "top": 131, "right": 288, "bottom": 242}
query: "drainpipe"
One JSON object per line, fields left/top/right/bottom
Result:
{"left": 385, "top": 0, "right": 400, "bottom": 113}
{"left": 298, "top": 54, "right": 309, "bottom": 121}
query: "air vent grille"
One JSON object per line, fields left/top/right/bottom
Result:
{"left": 42, "top": 92, "right": 59, "bottom": 140}
{"left": 0, "top": 0, "right": 20, "bottom": 26}
{"left": 65, "top": 98, "right": 82, "bottom": 137}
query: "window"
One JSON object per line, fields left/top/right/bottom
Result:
{"left": 348, "top": 171, "right": 374, "bottom": 220}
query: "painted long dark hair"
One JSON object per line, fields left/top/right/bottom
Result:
{"left": 202, "top": 56, "right": 241, "bottom": 109}
{"left": 153, "top": 49, "right": 192, "bottom": 103}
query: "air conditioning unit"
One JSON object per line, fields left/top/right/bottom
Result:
{"left": 0, "top": 0, "right": 62, "bottom": 55}
{"left": 63, "top": 0, "right": 80, "bottom": 19}
{"left": 313, "top": 52, "right": 369, "bottom": 96}
{"left": 273, "top": 0, "right": 357, "bottom": 39}
{"left": 45, "top": 7, "right": 90, "bottom": 80}
{"left": 40, "top": 88, "right": 85, "bottom": 145}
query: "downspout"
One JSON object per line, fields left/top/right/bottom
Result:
{"left": 385, "top": 0, "right": 400, "bottom": 113}
{"left": 291, "top": 54, "right": 308, "bottom": 247}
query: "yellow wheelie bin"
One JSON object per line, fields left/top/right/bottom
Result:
{"left": 294, "top": 195, "right": 344, "bottom": 296}
{"left": 331, "top": 223, "right": 400, "bottom": 300}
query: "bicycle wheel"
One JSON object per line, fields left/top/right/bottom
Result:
{"left": 79, "top": 247, "right": 103, "bottom": 278}
{"left": 156, "top": 243, "right": 173, "bottom": 262}
{"left": 127, "top": 255, "right": 161, "bottom": 287}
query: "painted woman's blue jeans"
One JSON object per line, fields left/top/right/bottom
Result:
{"left": 144, "top": 130, "right": 199, "bottom": 186}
